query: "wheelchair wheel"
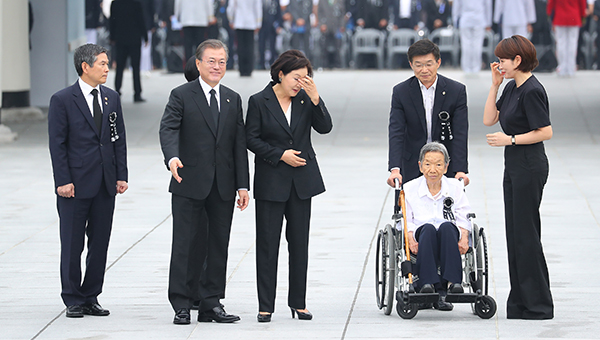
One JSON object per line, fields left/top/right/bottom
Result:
{"left": 384, "top": 224, "right": 397, "bottom": 315}
{"left": 475, "top": 295, "right": 497, "bottom": 319}
{"left": 480, "top": 227, "right": 490, "bottom": 295}
{"left": 375, "top": 229, "right": 387, "bottom": 310}
{"left": 396, "top": 299, "right": 418, "bottom": 319}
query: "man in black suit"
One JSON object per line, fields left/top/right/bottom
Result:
{"left": 48, "top": 44, "right": 128, "bottom": 318}
{"left": 159, "top": 39, "right": 250, "bottom": 325}
{"left": 109, "top": 0, "right": 148, "bottom": 102}
{"left": 387, "top": 39, "right": 469, "bottom": 187}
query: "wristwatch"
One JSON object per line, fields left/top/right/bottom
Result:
{"left": 511, "top": 135, "right": 516, "bottom": 146}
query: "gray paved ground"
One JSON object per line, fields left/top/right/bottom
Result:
{"left": 1, "top": 68, "right": 599, "bottom": 340}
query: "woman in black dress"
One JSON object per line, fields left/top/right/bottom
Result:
{"left": 245, "top": 50, "right": 333, "bottom": 322}
{"left": 483, "top": 35, "right": 554, "bottom": 320}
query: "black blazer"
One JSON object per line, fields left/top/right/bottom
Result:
{"left": 388, "top": 74, "right": 468, "bottom": 182}
{"left": 159, "top": 80, "right": 249, "bottom": 201}
{"left": 48, "top": 82, "right": 128, "bottom": 198}
{"left": 246, "top": 83, "right": 333, "bottom": 202}
{"left": 109, "top": 0, "right": 148, "bottom": 45}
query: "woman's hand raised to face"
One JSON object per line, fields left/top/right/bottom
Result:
{"left": 490, "top": 62, "right": 504, "bottom": 88}
{"left": 298, "top": 76, "right": 319, "bottom": 105}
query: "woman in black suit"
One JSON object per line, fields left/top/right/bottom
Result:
{"left": 483, "top": 35, "right": 554, "bottom": 319}
{"left": 245, "top": 50, "right": 333, "bottom": 322}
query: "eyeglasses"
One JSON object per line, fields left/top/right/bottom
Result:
{"left": 412, "top": 61, "right": 437, "bottom": 69}
{"left": 201, "top": 58, "right": 227, "bottom": 68}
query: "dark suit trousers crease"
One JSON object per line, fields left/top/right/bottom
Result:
{"left": 58, "top": 184, "right": 115, "bottom": 306}
{"left": 236, "top": 29, "right": 255, "bottom": 76}
{"left": 255, "top": 185, "right": 312, "bottom": 312}
{"left": 503, "top": 143, "right": 553, "bottom": 319}
{"left": 183, "top": 26, "right": 208, "bottom": 60}
{"left": 414, "top": 222, "right": 462, "bottom": 291}
{"left": 114, "top": 43, "right": 142, "bottom": 96}
{"left": 168, "top": 182, "right": 235, "bottom": 312}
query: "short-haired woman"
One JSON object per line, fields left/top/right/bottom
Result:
{"left": 245, "top": 50, "right": 333, "bottom": 322}
{"left": 484, "top": 35, "right": 554, "bottom": 319}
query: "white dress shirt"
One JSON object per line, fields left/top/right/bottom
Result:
{"left": 399, "top": 0, "right": 412, "bottom": 19}
{"left": 418, "top": 76, "right": 438, "bottom": 143}
{"left": 78, "top": 78, "right": 103, "bottom": 117}
{"left": 402, "top": 176, "right": 471, "bottom": 240}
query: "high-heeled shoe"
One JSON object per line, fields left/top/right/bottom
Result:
{"left": 290, "top": 307, "right": 312, "bottom": 320}
{"left": 257, "top": 312, "right": 272, "bottom": 323}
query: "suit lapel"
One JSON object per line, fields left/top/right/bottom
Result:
{"left": 72, "top": 83, "right": 100, "bottom": 136}
{"left": 191, "top": 82, "right": 217, "bottom": 137}
{"left": 264, "top": 85, "right": 293, "bottom": 137}
{"left": 216, "top": 85, "right": 230, "bottom": 141}
{"left": 409, "top": 77, "right": 427, "bottom": 135}
{"left": 432, "top": 75, "right": 447, "bottom": 138}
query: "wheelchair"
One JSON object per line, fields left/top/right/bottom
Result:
{"left": 375, "top": 182, "right": 497, "bottom": 319}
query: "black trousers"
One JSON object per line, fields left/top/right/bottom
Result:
{"left": 258, "top": 24, "right": 277, "bottom": 69}
{"left": 236, "top": 29, "right": 255, "bottom": 76}
{"left": 414, "top": 222, "right": 462, "bottom": 291}
{"left": 183, "top": 26, "right": 207, "bottom": 60}
{"left": 503, "top": 143, "right": 554, "bottom": 319}
{"left": 168, "top": 183, "right": 235, "bottom": 312}
{"left": 114, "top": 43, "right": 142, "bottom": 97}
{"left": 255, "top": 186, "right": 312, "bottom": 313}
{"left": 58, "top": 184, "right": 115, "bottom": 306}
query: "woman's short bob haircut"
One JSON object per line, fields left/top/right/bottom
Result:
{"left": 419, "top": 141, "right": 450, "bottom": 165}
{"left": 270, "top": 49, "right": 313, "bottom": 84}
{"left": 494, "top": 35, "right": 539, "bottom": 72}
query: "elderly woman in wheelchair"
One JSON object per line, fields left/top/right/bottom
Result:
{"left": 404, "top": 141, "right": 470, "bottom": 311}
{"left": 376, "top": 142, "right": 496, "bottom": 319}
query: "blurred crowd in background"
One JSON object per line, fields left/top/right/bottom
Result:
{"left": 86, "top": 0, "right": 600, "bottom": 76}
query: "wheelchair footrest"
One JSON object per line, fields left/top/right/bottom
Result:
{"left": 445, "top": 293, "right": 478, "bottom": 303}
{"left": 401, "top": 293, "right": 440, "bottom": 304}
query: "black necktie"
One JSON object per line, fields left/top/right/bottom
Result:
{"left": 209, "top": 89, "right": 219, "bottom": 127}
{"left": 91, "top": 89, "right": 102, "bottom": 132}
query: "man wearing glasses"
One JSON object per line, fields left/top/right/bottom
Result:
{"left": 160, "top": 39, "right": 250, "bottom": 325}
{"left": 387, "top": 39, "right": 470, "bottom": 188}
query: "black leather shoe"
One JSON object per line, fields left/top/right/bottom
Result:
{"left": 173, "top": 308, "right": 191, "bottom": 325}
{"left": 133, "top": 96, "right": 146, "bottom": 103}
{"left": 417, "top": 303, "right": 433, "bottom": 310}
{"left": 198, "top": 306, "right": 240, "bottom": 323}
{"left": 419, "top": 284, "right": 435, "bottom": 293}
{"left": 290, "top": 307, "right": 312, "bottom": 320}
{"left": 448, "top": 283, "right": 464, "bottom": 294}
{"left": 433, "top": 295, "right": 454, "bottom": 311}
{"left": 66, "top": 305, "right": 84, "bottom": 318}
{"left": 257, "top": 312, "right": 272, "bottom": 322}
{"left": 81, "top": 303, "right": 110, "bottom": 316}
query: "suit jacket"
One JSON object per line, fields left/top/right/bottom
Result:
{"left": 246, "top": 83, "right": 333, "bottom": 202}
{"left": 547, "top": 0, "right": 587, "bottom": 27}
{"left": 391, "top": 0, "right": 422, "bottom": 29}
{"left": 109, "top": 0, "right": 148, "bottom": 45}
{"left": 48, "top": 82, "right": 128, "bottom": 199}
{"left": 422, "top": 0, "right": 451, "bottom": 31}
{"left": 159, "top": 80, "right": 249, "bottom": 201}
{"left": 388, "top": 74, "right": 468, "bottom": 182}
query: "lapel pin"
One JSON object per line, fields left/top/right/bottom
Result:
{"left": 227, "top": 98, "right": 230, "bottom": 103}
{"left": 442, "top": 91, "right": 446, "bottom": 96}
{"left": 301, "top": 100, "right": 304, "bottom": 104}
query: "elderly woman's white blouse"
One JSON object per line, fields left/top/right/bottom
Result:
{"left": 401, "top": 176, "right": 472, "bottom": 240}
